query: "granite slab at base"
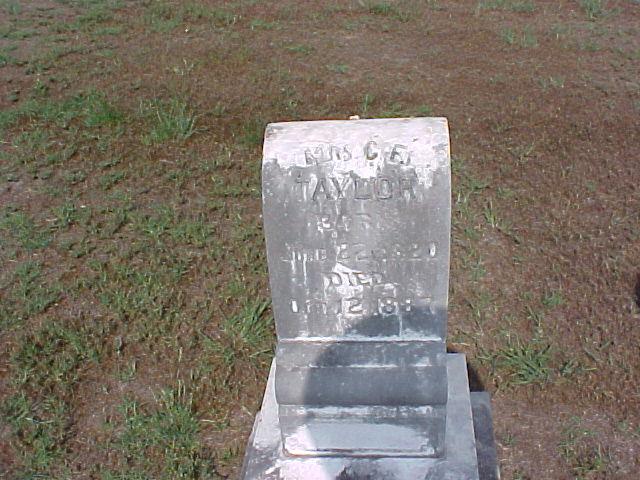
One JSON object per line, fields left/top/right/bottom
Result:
{"left": 241, "top": 354, "right": 479, "bottom": 480}
{"left": 279, "top": 405, "right": 446, "bottom": 458}
{"left": 470, "top": 393, "right": 500, "bottom": 480}
{"left": 275, "top": 341, "right": 447, "bottom": 407}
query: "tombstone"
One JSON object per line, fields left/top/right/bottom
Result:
{"left": 241, "top": 118, "right": 498, "bottom": 479}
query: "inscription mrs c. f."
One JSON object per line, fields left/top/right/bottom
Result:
{"left": 305, "top": 144, "right": 352, "bottom": 165}
{"left": 364, "top": 141, "right": 410, "bottom": 165}
{"left": 304, "top": 141, "right": 410, "bottom": 166}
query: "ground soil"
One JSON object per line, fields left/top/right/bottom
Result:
{"left": 0, "top": 1, "right": 639, "bottom": 479}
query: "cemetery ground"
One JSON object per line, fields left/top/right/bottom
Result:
{"left": 0, "top": 0, "right": 638, "bottom": 478}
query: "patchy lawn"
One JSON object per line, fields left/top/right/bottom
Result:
{"left": 0, "top": 0, "right": 639, "bottom": 478}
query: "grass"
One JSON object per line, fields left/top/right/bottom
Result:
{"left": 0, "top": 209, "right": 52, "bottom": 251}
{"left": 542, "top": 290, "right": 565, "bottom": 308}
{"left": 23, "top": 44, "right": 87, "bottom": 75}
{"left": 1, "top": 0, "right": 21, "bottom": 15}
{"left": 238, "top": 118, "right": 265, "bottom": 147}
{"left": 500, "top": 26, "right": 538, "bottom": 48}
{"left": 1, "top": 26, "right": 38, "bottom": 40}
{"left": 364, "top": 1, "right": 411, "bottom": 22}
{"left": 64, "top": 169, "right": 87, "bottom": 185}
{"left": 0, "top": 89, "right": 124, "bottom": 134}
{"left": 10, "top": 317, "right": 102, "bottom": 393}
{"left": 476, "top": 0, "right": 536, "bottom": 12}
{"left": 360, "top": 93, "right": 375, "bottom": 117}
{"left": 223, "top": 300, "right": 273, "bottom": 352}
{"left": 489, "top": 337, "right": 553, "bottom": 385}
{"left": 285, "top": 43, "right": 313, "bottom": 55}
{"left": 329, "top": 63, "right": 349, "bottom": 74}
{"left": 0, "top": 44, "right": 18, "bottom": 66}
{"left": 230, "top": 213, "right": 266, "bottom": 274}
{"left": 250, "top": 18, "right": 277, "bottom": 30}
{"left": 75, "top": 3, "right": 115, "bottom": 29}
{"left": 12, "top": 261, "right": 61, "bottom": 316}
{"left": 102, "top": 383, "right": 216, "bottom": 479}
{"left": 467, "top": 290, "right": 493, "bottom": 325}
{"left": 81, "top": 90, "right": 124, "bottom": 127}
{"left": 484, "top": 198, "right": 519, "bottom": 241}
{"left": 144, "top": 1, "right": 237, "bottom": 32}
{"left": 135, "top": 205, "right": 214, "bottom": 247}
{"left": 99, "top": 170, "right": 125, "bottom": 190}
{"left": 201, "top": 299, "right": 274, "bottom": 380}
{"left": 559, "top": 418, "right": 610, "bottom": 477}
{"left": 375, "top": 102, "right": 433, "bottom": 118}
{"left": 451, "top": 160, "right": 488, "bottom": 233}
{"left": 143, "top": 98, "right": 198, "bottom": 144}
{"left": 581, "top": 0, "right": 609, "bottom": 21}
{"left": 578, "top": 38, "right": 601, "bottom": 52}
{"left": 538, "top": 75, "right": 565, "bottom": 91}
{"left": 380, "top": 102, "right": 406, "bottom": 117}
{"left": 94, "top": 260, "right": 183, "bottom": 339}
{"left": 0, "top": 0, "right": 638, "bottom": 477}
{"left": 1, "top": 316, "right": 104, "bottom": 474}
{"left": 2, "top": 392, "right": 68, "bottom": 474}
{"left": 368, "top": 2, "right": 394, "bottom": 15}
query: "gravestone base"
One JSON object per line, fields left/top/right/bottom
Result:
{"left": 279, "top": 404, "right": 446, "bottom": 458}
{"left": 242, "top": 354, "right": 497, "bottom": 480}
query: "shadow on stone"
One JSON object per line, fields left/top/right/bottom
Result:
{"left": 267, "top": 308, "right": 487, "bottom": 479}
{"left": 297, "top": 308, "right": 447, "bottom": 404}
{"left": 466, "top": 363, "right": 486, "bottom": 393}
{"left": 336, "top": 465, "right": 396, "bottom": 480}
{"left": 447, "top": 347, "right": 486, "bottom": 393}
{"left": 276, "top": 309, "right": 448, "bottom": 466}
{"left": 635, "top": 273, "right": 640, "bottom": 310}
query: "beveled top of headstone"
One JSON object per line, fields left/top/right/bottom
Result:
{"left": 262, "top": 118, "right": 451, "bottom": 342}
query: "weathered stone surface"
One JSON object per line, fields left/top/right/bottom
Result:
{"left": 262, "top": 118, "right": 451, "bottom": 342}
{"left": 275, "top": 341, "right": 447, "bottom": 406}
{"left": 241, "top": 354, "right": 480, "bottom": 479}
{"left": 279, "top": 404, "right": 446, "bottom": 457}
{"left": 263, "top": 118, "right": 451, "bottom": 422}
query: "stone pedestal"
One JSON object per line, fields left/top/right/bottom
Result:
{"left": 241, "top": 118, "right": 498, "bottom": 479}
{"left": 243, "top": 354, "right": 487, "bottom": 480}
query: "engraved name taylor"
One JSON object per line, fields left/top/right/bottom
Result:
{"left": 295, "top": 174, "right": 417, "bottom": 202}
